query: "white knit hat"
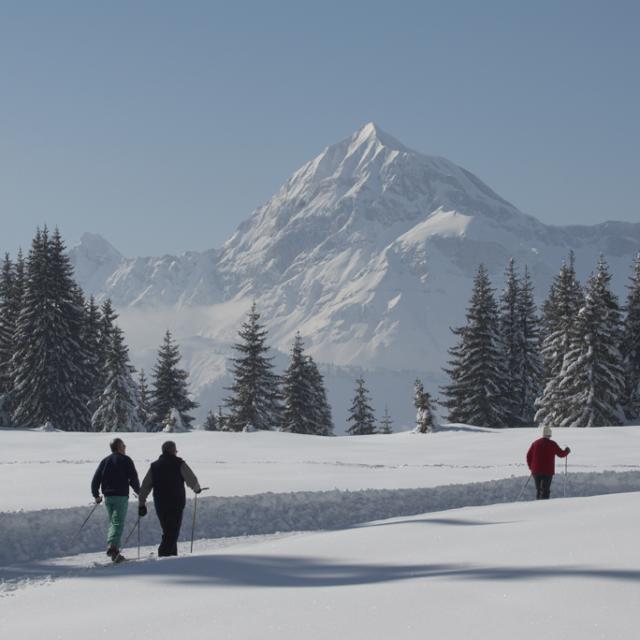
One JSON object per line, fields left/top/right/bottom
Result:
{"left": 542, "top": 425, "right": 552, "bottom": 437}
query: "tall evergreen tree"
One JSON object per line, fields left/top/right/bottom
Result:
{"left": 281, "top": 334, "right": 333, "bottom": 435}
{"left": 0, "top": 254, "right": 15, "bottom": 396}
{"left": 96, "top": 299, "right": 118, "bottom": 397}
{"left": 622, "top": 254, "right": 640, "bottom": 420}
{"left": 49, "top": 230, "right": 91, "bottom": 427}
{"left": 414, "top": 379, "right": 437, "bottom": 433}
{"left": 304, "top": 356, "right": 334, "bottom": 436}
{"left": 149, "top": 330, "right": 198, "bottom": 430}
{"left": 82, "top": 296, "right": 102, "bottom": 416}
{"left": 91, "top": 326, "right": 143, "bottom": 432}
{"left": 379, "top": 405, "right": 393, "bottom": 434}
{"left": 346, "top": 376, "right": 376, "bottom": 435}
{"left": 13, "top": 249, "right": 25, "bottom": 304}
{"left": 551, "top": 257, "right": 625, "bottom": 427}
{"left": 12, "top": 228, "right": 90, "bottom": 430}
{"left": 282, "top": 334, "right": 315, "bottom": 434}
{"left": 441, "top": 264, "right": 509, "bottom": 427}
{"left": 499, "top": 258, "right": 526, "bottom": 424}
{"left": 535, "top": 254, "right": 584, "bottom": 426}
{"left": 137, "top": 368, "right": 151, "bottom": 428}
{"left": 516, "top": 266, "right": 543, "bottom": 424}
{"left": 224, "top": 303, "right": 282, "bottom": 431}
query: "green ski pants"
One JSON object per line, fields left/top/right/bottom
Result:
{"left": 104, "top": 496, "right": 129, "bottom": 549}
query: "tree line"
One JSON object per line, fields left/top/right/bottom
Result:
{"left": 0, "top": 228, "right": 199, "bottom": 431}
{"left": 441, "top": 253, "right": 640, "bottom": 428}
{"left": 1, "top": 228, "right": 637, "bottom": 432}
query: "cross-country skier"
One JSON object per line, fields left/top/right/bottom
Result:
{"left": 138, "top": 441, "right": 202, "bottom": 557}
{"left": 91, "top": 437, "right": 141, "bottom": 562}
{"left": 526, "top": 426, "right": 571, "bottom": 499}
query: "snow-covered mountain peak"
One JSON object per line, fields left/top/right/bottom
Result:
{"left": 75, "top": 232, "right": 122, "bottom": 261}
{"left": 349, "top": 121, "right": 412, "bottom": 154}
{"left": 218, "top": 124, "right": 532, "bottom": 282}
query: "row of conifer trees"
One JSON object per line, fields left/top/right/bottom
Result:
{"left": 441, "top": 254, "right": 640, "bottom": 428}
{"left": 0, "top": 227, "right": 198, "bottom": 431}
{"left": 1, "top": 228, "right": 638, "bottom": 432}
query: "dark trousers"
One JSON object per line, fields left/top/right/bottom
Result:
{"left": 534, "top": 475, "right": 553, "bottom": 500}
{"left": 155, "top": 504, "right": 184, "bottom": 556}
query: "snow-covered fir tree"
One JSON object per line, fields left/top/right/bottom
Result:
{"left": 535, "top": 254, "right": 585, "bottom": 426}
{"left": 551, "top": 257, "right": 625, "bottom": 427}
{"left": 516, "top": 265, "right": 543, "bottom": 424}
{"left": 282, "top": 334, "right": 315, "bottom": 434}
{"left": 224, "top": 303, "right": 282, "bottom": 431}
{"left": 0, "top": 254, "right": 16, "bottom": 397}
{"left": 12, "top": 228, "right": 90, "bottom": 430}
{"left": 346, "top": 376, "right": 376, "bottom": 435}
{"left": 81, "top": 295, "right": 102, "bottom": 417}
{"left": 414, "top": 379, "right": 436, "bottom": 433}
{"left": 281, "top": 334, "right": 333, "bottom": 435}
{"left": 204, "top": 409, "right": 218, "bottom": 431}
{"left": 50, "top": 230, "right": 92, "bottom": 426}
{"left": 136, "top": 368, "right": 151, "bottom": 428}
{"left": 149, "top": 330, "right": 198, "bottom": 430}
{"left": 91, "top": 326, "right": 143, "bottom": 432}
{"left": 162, "top": 407, "right": 188, "bottom": 433}
{"left": 379, "top": 405, "right": 393, "bottom": 434}
{"left": 499, "top": 258, "right": 524, "bottom": 424}
{"left": 622, "top": 254, "right": 640, "bottom": 420}
{"left": 441, "top": 264, "right": 509, "bottom": 427}
{"left": 304, "top": 356, "right": 334, "bottom": 435}
{"left": 95, "top": 298, "right": 118, "bottom": 404}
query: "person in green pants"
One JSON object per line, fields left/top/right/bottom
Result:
{"left": 91, "top": 438, "right": 141, "bottom": 562}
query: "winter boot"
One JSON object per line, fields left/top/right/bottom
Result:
{"left": 106, "top": 544, "right": 119, "bottom": 559}
{"left": 112, "top": 552, "right": 127, "bottom": 564}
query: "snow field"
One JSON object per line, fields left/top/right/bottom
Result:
{"left": 2, "top": 426, "right": 640, "bottom": 566}
{"left": 2, "top": 426, "right": 640, "bottom": 512}
{"left": 2, "top": 493, "right": 639, "bottom": 640}
{"left": 2, "top": 469, "right": 640, "bottom": 566}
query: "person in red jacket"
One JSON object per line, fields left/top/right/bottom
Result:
{"left": 526, "top": 425, "right": 571, "bottom": 499}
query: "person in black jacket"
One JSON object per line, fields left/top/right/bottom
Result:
{"left": 138, "top": 441, "right": 202, "bottom": 557}
{"left": 91, "top": 438, "right": 140, "bottom": 562}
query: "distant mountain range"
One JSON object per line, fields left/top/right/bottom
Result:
{"left": 71, "top": 123, "right": 640, "bottom": 429}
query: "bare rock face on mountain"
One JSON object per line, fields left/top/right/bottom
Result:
{"left": 71, "top": 122, "right": 640, "bottom": 380}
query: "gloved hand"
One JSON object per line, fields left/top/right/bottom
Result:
{"left": 138, "top": 505, "right": 147, "bottom": 517}
{"left": 565, "top": 447, "right": 571, "bottom": 454}
{"left": 95, "top": 495, "right": 103, "bottom": 504}
{"left": 195, "top": 488, "right": 202, "bottom": 494}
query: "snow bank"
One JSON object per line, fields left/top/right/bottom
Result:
{"left": 2, "top": 470, "right": 639, "bottom": 566}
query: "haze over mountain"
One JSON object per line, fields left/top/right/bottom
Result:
{"left": 71, "top": 123, "right": 640, "bottom": 428}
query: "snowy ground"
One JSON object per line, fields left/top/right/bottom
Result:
{"left": 2, "top": 494, "right": 638, "bottom": 640}
{"left": 2, "top": 426, "right": 640, "bottom": 512}
{"left": 1, "top": 426, "right": 639, "bottom": 639}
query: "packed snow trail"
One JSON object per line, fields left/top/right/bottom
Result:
{"left": 2, "top": 470, "right": 640, "bottom": 565}
{"left": 1, "top": 494, "right": 639, "bottom": 640}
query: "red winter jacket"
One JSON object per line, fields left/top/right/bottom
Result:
{"left": 526, "top": 437, "right": 569, "bottom": 476}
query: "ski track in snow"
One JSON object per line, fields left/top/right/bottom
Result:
{"left": 2, "top": 470, "right": 640, "bottom": 577}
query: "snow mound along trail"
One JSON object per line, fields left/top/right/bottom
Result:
{"left": 2, "top": 470, "right": 640, "bottom": 566}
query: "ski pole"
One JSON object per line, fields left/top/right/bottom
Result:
{"left": 71, "top": 501, "right": 101, "bottom": 545}
{"left": 122, "top": 516, "right": 140, "bottom": 548}
{"left": 564, "top": 457, "right": 568, "bottom": 498}
{"left": 190, "top": 487, "right": 209, "bottom": 554}
{"left": 137, "top": 514, "right": 141, "bottom": 560}
{"left": 516, "top": 474, "right": 532, "bottom": 501}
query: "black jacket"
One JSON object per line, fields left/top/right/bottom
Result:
{"left": 149, "top": 454, "right": 187, "bottom": 509}
{"left": 91, "top": 453, "right": 140, "bottom": 498}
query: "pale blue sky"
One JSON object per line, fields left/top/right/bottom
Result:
{"left": 1, "top": 1, "right": 638, "bottom": 256}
